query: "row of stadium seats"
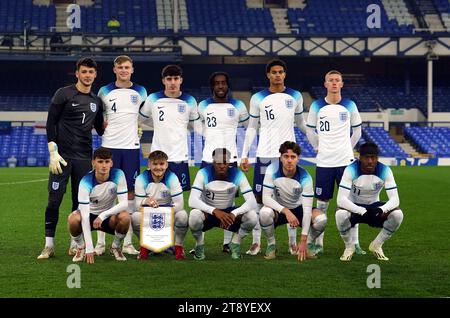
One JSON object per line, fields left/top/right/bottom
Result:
{"left": 4, "top": 0, "right": 449, "bottom": 35}
{"left": 287, "top": 0, "right": 414, "bottom": 35}
{"left": 362, "top": 126, "right": 409, "bottom": 157}
{"left": 405, "top": 126, "right": 450, "bottom": 156}
{"left": 0, "top": 0, "right": 55, "bottom": 33}
{"left": 7, "top": 124, "right": 444, "bottom": 168}
{"left": 310, "top": 85, "right": 450, "bottom": 114}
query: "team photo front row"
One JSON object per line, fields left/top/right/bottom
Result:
{"left": 65, "top": 141, "right": 403, "bottom": 264}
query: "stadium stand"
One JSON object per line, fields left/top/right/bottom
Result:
{"left": 405, "top": 126, "right": 450, "bottom": 157}
{"left": 185, "top": 0, "right": 274, "bottom": 35}
{"left": 287, "top": 0, "right": 415, "bottom": 35}
{"left": 310, "top": 77, "right": 450, "bottom": 114}
{"left": 363, "top": 126, "right": 409, "bottom": 157}
{"left": 0, "top": 0, "right": 55, "bottom": 33}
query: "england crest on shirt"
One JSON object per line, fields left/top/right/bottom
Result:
{"left": 161, "top": 190, "right": 170, "bottom": 198}
{"left": 339, "top": 112, "right": 348, "bottom": 122}
{"left": 130, "top": 94, "right": 138, "bottom": 105}
{"left": 373, "top": 181, "right": 384, "bottom": 191}
{"left": 293, "top": 187, "right": 301, "bottom": 196}
{"left": 285, "top": 99, "right": 293, "bottom": 109}
{"left": 90, "top": 103, "right": 97, "bottom": 112}
{"left": 178, "top": 104, "right": 186, "bottom": 113}
{"left": 227, "top": 108, "right": 235, "bottom": 117}
{"left": 150, "top": 212, "right": 165, "bottom": 231}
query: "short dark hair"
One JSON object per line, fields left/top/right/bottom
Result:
{"left": 266, "top": 59, "right": 287, "bottom": 74}
{"left": 359, "top": 142, "right": 379, "bottom": 156}
{"left": 279, "top": 141, "right": 301, "bottom": 156}
{"left": 162, "top": 64, "right": 182, "bottom": 78}
{"left": 212, "top": 148, "right": 231, "bottom": 163}
{"left": 76, "top": 57, "right": 97, "bottom": 71}
{"left": 148, "top": 150, "right": 168, "bottom": 162}
{"left": 209, "top": 71, "right": 231, "bottom": 91}
{"left": 93, "top": 147, "right": 112, "bottom": 160}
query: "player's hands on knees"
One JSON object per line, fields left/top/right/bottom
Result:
{"left": 86, "top": 253, "right": 95, "bottom": 264}
{"left": 283, "top": 208, "right": 299, "bottom": 227}
{"left": 366, "top": 208, "right": 385, "bottom": 223}
{"left": 213, "top": 209, "right": 235, "bottom": 229}
{"left": 240, "top": 158, "right": 249, "bottom": 173}
{"left": 93, "top": 217, "right": 102, "bottom": 229}
{"left": 297, "top": 235, "right": 308, "bottom": 262}
{"left": 144, "top": 197, "right": 159, "bottom": 208}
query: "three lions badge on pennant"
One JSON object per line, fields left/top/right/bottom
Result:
{"left": 140, "top": 206, "right": 174, "bottom": 252}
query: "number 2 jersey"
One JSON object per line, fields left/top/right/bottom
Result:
{"left": 307, "top": 97, "right": 362, "bottom": 167}
{"left": 140, "top": 91, "right": 199, "bottom": 162}
{"left": 98, "top": 82, "right": 147, "bottom": 149}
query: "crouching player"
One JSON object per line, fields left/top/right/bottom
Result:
{"left": 336, "top": 142, "right": 404, "bottom": 261}
{"left": 188, "top": 148, "right": 258, "bottom": 260}
{"left": 260, "top": 141, "right": 327, "bottom": 260}
{"left": 131, "top": 150, "right": 188, "bottom": 260}
{"left": 67, "top": 147, "right": 130, "bottom": 263}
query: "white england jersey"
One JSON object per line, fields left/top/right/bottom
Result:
{"left": 135, "top": 169, "right": 183, "bottom": 206}
{"left": 198, "top": 97, "right": 249, "bottom": 163}
{"left": 307, "top": 97, "right": 362, "bottom": 167}
{"left": 339, "top": 160, "right": 397, "bottom": 206}
{"left": 191, "top": 165, "right": 253, "bottom": 210}
{"left": 78, "top": 168, "right": 128, "bottom": 215}
{"left": 263, "top": 162, "right": 314, "bottom": 209}
{"left": 249, "top": 88, "right": 304, "bottom": 158}
{"left": 98, "top": 83, "right": 147, "bottom": 149}
{"left": 140, "top": 91, "right": 199, "bottom": 162}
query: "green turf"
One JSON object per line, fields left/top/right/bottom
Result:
{"left": 0, "top": 166, "right": 449, "bottom": 297}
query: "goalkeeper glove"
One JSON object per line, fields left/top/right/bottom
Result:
{"left": 48, "top": 141, "right": 67, "bottom": 175}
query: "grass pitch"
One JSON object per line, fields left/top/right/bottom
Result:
{"left": 0, "top": 166, "right": 449, "bottom": 298}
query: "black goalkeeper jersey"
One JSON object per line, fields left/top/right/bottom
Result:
{"left": 46, "top": 84, "right": 104, "bottom": 160}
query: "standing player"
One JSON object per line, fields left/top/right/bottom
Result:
{"left": 306, "top": 70, "right": 362, "bottom": 255}
{"left": 188, "top": 148, "right": 258, "bottom": 260}
{"left": 38, "top": 58, "right": 104, "bottom": 259}
{"left": 139, "top": 65, "right": 199, "bottom": 193}
{"left": 95, "top": 55, "right": 147, "bottom": 256}
{"left": 131, "top": 150, "right": 188, "bottom": 260}
{"left": 260, "top": 141, "right": 327, "bottom": 260}
{"left": 240, "top": 59, "right": 307, "bottom": 256}
{"left": 67, "top": 147, "right": 131, "bottom": 264}
{"left": 335, "top": 143, "right": 403, "bottom": 261}
{"left": 197, "top": 71, "right": 249, "bottom": 253}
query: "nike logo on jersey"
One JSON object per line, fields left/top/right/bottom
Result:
{"left": 320, "top": 116, "right": 327, "bottom": 119}
{"left": 264, "top": 105, "right": 272, "bottom": 109}
{"left": 157, "top": 106, "right": 165, "bottom": 109}
{"left": 109, "top": 98, "right": 117, "bottom": 102}
{"left": 72, "top": 103, "right": 79, "bottom": 107}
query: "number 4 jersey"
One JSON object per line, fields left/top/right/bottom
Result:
{"left": 307, "top": 97, "right": 362, "bottom": 167}
{"left": 98, "top": 82, "right": 147, "bottom": 149}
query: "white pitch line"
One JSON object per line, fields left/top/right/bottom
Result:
{"left": 0, "top": 178, "right": 48, "bottom": 185}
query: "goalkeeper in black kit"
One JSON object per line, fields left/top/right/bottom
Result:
{"left": 38, "top": 58, "right": 105, "bottom": 259}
